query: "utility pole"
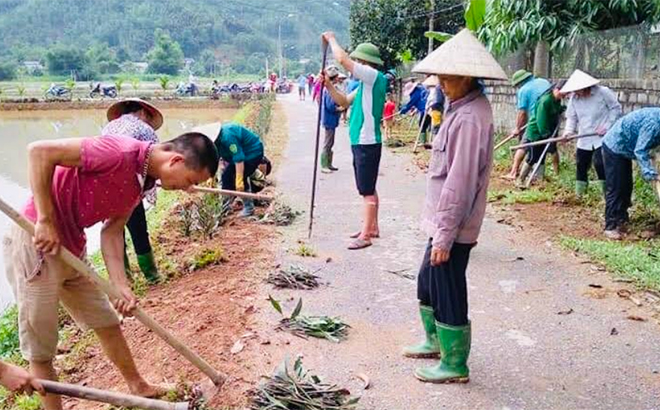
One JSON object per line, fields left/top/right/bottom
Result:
{"left": 278, "top": 23, "right": 283, "bottom": 79}
{"left": 428, "top": 0, "right": 435, "bottom": 54}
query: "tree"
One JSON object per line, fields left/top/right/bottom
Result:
{"left": 147, "top": 29, "right": 185, "bottom": 75}
{"left": 45, "top": 44, "right": 86, "bottom": 76}
{"left": 0, "top": 62, "right": 17, "bottom": 80}
{"left": 85, "top": 43, "right": 120, "bottom": 75}
{"left": 478, "top": 0, "right": 660, "bottom": 76}
{"left": 349, "top": 0, "right": 464, "bottom": 68}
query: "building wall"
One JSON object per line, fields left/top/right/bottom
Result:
{"left": 484, "top": 79, "right": 660, "bottom": 132}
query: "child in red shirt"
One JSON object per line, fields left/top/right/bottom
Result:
{"left": 383, "top": 93, "right": 397, "bottom": 140}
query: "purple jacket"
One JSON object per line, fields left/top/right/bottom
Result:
{"left": 421, "top": 89, "right": 494, "bottom": 250}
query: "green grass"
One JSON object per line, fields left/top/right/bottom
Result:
{"left": 559, "top": 236, "right": 660, "bottom": 290}
{"left": 0, "top": 306, "right": 20, "bottom": 360}
{"left": 488, "top": 188, "right": 556, "bottom": 204}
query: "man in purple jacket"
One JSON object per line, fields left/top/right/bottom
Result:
{"left": 402, "top": 29, "right": 508, "bottom": 384}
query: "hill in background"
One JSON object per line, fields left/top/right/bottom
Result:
{"left": 0, "top": 0, "right": 350, "bottom": 77}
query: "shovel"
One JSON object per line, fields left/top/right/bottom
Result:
{"left": 0, "top": 197, "right": 225, "bottom": 388}
{"left": 40, "top": 380, "right": 190, "bottom": 410}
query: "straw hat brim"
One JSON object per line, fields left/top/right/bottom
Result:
{"left": 107, "top": 98, "right": 164, "bottom": 130}
{"left": 560, "top": 69, "right": 600, "bottom": 93}
{"left": 192, "top": 122, "right": 223, "bottom": 142}
{"left": 422, "top": 76, "right": 439, "bottom": 86}
{"left": 412, "top": 29, "right": 507, "bottom": 80}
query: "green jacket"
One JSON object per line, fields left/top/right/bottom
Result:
{"left": 526, "top": 91, "right": 565, "bottom": 142}
{"left": 214, "top": 123, "right": 264, "bottom": 163}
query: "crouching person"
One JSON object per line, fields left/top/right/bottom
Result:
{"left": 402, "top": 29, "right": 507, "bottom": 384}
{"left": 193, "top": 122, "right": 265, "bottom": 217}
{"left": 3, "top": 132, "right": 218, "bottom": 410}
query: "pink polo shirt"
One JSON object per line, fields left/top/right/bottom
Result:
{"left": 23, "top": 136, "right": 153, "bottom": 256}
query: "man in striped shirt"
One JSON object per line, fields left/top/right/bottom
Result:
{"left": 321, "top": 31, "right": 388, "bottom": 250}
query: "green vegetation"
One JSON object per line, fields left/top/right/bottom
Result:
{"left": 349, "top": 0, "right": 463, "bottom": 68}
{"left": 295, "top": 243, "right": 317, "bottom": 258}
{"left": 0, "top": 306, "right": 20, "bottom": 360}
{"left": 0, "top": 0, "right": 349, "bottom": 77}
{"left": 147, "top": 30, "right": 184, "bottom": 75}
{"left": 560, "top": 236, "right": 660, "bottom": 291}
{"left": 269, "top": 297, "right": 350, "bottom": 343}
{"left": 188, "top": 247, "right": 227, "bottom": 272}
{"left": 251, "top": 357, "right": 359, "bottom": 409}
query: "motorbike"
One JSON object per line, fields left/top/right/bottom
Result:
{"left": 210, "top": 83, "right": 231, "bottom": 99}
{"left": 175, "top": 82, "right": 198, "bottom": 97}
{"left": 275, "top": 80, "right": 292, "bottom": 94}
{"left": 89, "top": 82, "right": 117, "bottom": 98}
{"left": 44, "top": 84, "right": 70, "bottom": 100}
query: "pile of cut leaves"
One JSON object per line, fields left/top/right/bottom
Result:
{"left": 259, "top": 201, "right": 301, "bottom": 226}
{"left": 250, "top": 357, "right": 359, "bottom": 410}
{"left": 269, "top": 297, "right": 349, "bottom": 343}
{"left": 267, "top": 264, "right": 320, "bottom": 289}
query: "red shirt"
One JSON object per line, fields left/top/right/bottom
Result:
{"left": 384, "top": 101, "right": 396, "bottom": 120}
{"left": 23, "top": 136, "right": 153, "bottom": 256}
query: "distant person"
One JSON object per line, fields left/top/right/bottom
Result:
{"left": 269, "top": 72, "right": 278, "bottom": 93}
{"left": 383, "top": 93, "right": 397, "bottom": 140}
{"left": 321, "top": 65, "right": 343, "bottom": 173}
{"left": 297, "top": 74, "right": 307, "bottom": 101}
{"left": 561, "top": 69, "right": 621, "bottom": 197}
{"left": 517, "top": 81, "right": 566, "bottom": 186}
{"left": 400, "top": 79, "right": 429, "bottom": 145}
{"left": 504, "top": 70, "right": 551, "bottom": 180}
{"left": 307, "top": 73, "right": 315, "bottom": 96}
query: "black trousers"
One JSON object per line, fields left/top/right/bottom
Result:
{"left": 417, "top": 239, "right": 474, "bottom": 326}
{"left": 126, "top": 201, "right": 151, "bottom": 255}
{"left": 603, "top": 144, "right": 633, "bottom": 230}
{"left": 420, "top": 113, "right": 432, "bottom": 134}
{"left": 576, "top": 147, "right": 605, "bottom": 182}
{"left": 221, "top": 155, "right": 263, "bottom": 192}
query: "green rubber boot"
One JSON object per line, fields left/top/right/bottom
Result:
{"left": 136, "top": 251, "right": 160, "bottom": 284}
{"left": 415, "top": 321, "right": 471, "bottom": 384}
{"left": 576, "top": 181, "right": 588, "bottom": 197}
{"left": 320, "top": 152, "right": 330, "bottom": 170}
{"left": 419, "top": 132, "right": 428, "bottom": 144}
{"left": 402, "top": 305, "right": 440, "bottom": 358}
{"left": 328, "top": 152, "right": 338, "bottom": 171}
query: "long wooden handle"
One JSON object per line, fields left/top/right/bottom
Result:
{"left": 509, "top": 132, "right": 599, "bottom": 151}
{"left": 0, "top": 198, "right": 225, "bottom": 387}
{"left": 40, "top": 380, "right": 189, "bottom": 410}
{"left": 191, "top": 185, "right": 273, "bottom": 201}
{"left": 494, "top": 133, "right": 516, "bottom": 151}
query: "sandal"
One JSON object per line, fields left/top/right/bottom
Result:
{"left": 349, "top": 231, "right": 380, "bottom": 239}
{"left": 348, "top": 238, "right": 372, "bottom": 250}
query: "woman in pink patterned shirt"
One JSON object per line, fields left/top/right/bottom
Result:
{"left": 102, "top": 98, "right": 163, "bottom": 283}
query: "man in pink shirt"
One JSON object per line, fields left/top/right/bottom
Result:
{"left": 3, "top": 132, "right": 218, "bottom": 410}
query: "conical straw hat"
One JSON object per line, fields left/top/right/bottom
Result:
{"left": 412, "top": 29, "right": 507, "bottom": 80}
{"left": 560, "top": 69, "right": 600, "bottom": 93}
{"left": 422, "top": 75, "right": 440, "bottom": 86}
{"left": 192, "top": 122, "right": 222, "bottom": 142}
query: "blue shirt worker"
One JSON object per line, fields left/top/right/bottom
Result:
{"left": 505, "top": 70, "right": 552, "bottom": 180}
{"left": 321, "top": 65, "right": 343, "bottom": 173}
{"left": 194, "top": 122, "right": 265, "bottom": 217}
{"left": 601, "top": 108, "right": 660, "bottom": 240}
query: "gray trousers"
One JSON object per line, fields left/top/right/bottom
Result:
{"left": 323, "top": 128, "right": 336, "bottom": 157}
